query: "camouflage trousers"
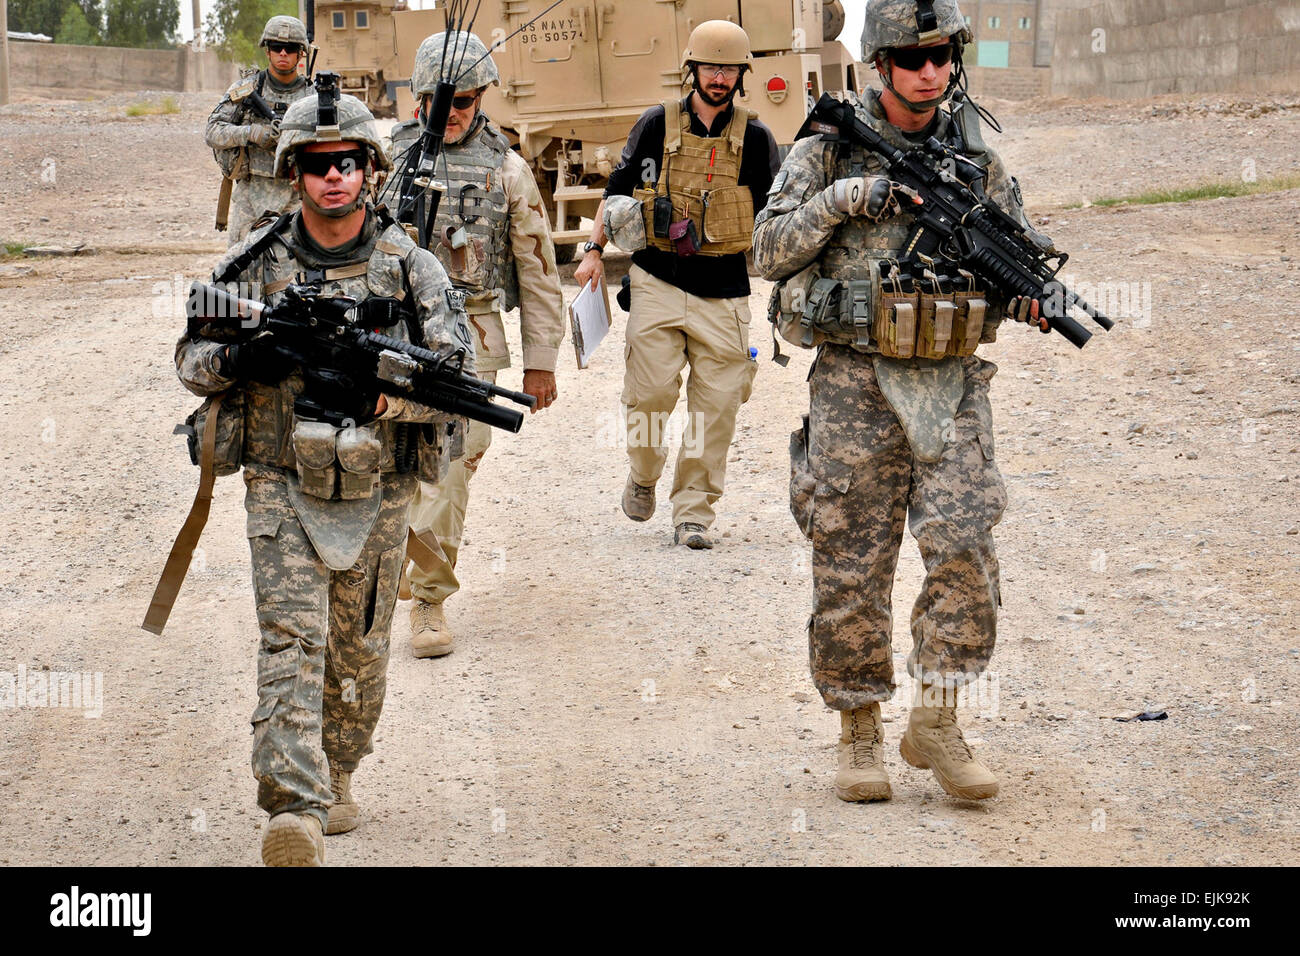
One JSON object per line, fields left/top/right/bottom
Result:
{"left": 791, "top": 347, "right": 1007, "bottom": 710}
{"left": 406, "top": 371, "right": 497, "bottom": 605}
{"left": 244, "top": 465, "right": 416, "bottom": 829}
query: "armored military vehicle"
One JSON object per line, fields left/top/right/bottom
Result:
{"left": 301, "top": 0, "right": 406, "bottom": 117}
{"left": 389, "top": 0, "right": 862, "bottom": 261}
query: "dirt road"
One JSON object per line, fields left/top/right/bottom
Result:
{"left": 1, "top": 90, "right": 1297, "bottom": 865}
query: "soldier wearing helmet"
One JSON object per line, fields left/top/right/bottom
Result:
{"left": 205, "top": 15, "right": 314, "bottom": 245}
{"left": 754, "top": 0, "right": 1049, "bottom": 805}
{"left": 176, "top": 86, "right": 474, "bottom": 866}
{"left": 386, "top": 31, "right": 565, "bottom": 661}
{"left": 576, "top": 20, "right": 779, "bottom": 551}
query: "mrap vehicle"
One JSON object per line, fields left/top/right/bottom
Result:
{"left": 389, "top": 0, "right": 862, "bottom": 260}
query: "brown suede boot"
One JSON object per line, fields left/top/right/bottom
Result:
{"left": 326, "top": 766, "right": 359, "bottom": 835}
{"left": 261, "top": 812, "right": 325, "bottom": 867}
{"left": 900, "top": 688, "right": 999, "bottom": 800}
{"left": 834, "top": 703, "right": 892, "bottom": 802}
{"left": 410, "top": 600, "right": 454, "bottom": 658}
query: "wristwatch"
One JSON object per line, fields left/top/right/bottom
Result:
{"left": 583, "top": 241, "right": 604, "bottom": 256}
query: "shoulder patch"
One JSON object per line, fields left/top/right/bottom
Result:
{"left": 445, "top": 288, "right": 468, "bottom": 312}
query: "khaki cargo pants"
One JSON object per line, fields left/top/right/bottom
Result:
{"left": 244, "top": 465, "right": 416, "bottom": 829}
{"left": 405, "top": 370, "right": 497, "bottom": 606}
{"left": 622, "top": 264, "right": 757, "bottom": 528}
{"left": 791, "top": 347, "right": 1007, "bottom": 710}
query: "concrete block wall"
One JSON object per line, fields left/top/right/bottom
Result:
{"left": 10, "top": 41, "right": 238, "bottom": 94}
{"left": 1051, "top": 0, "right": 1300, "bottom": 97}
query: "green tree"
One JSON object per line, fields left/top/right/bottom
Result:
{"left": 103, "top": 0, "right": 179, "bottom": 49}
{"left": 206, "top": 0, "right": 300, "bottom": 68}
{"left": 8, "top": 0, "right": 75, "bottom": 38}
{"left": 54, "top": 3, "right": 102, "bottom": 44}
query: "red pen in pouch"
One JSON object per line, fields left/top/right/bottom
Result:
{"left": 707, "top": 146, "right": 716, "bottom": 183}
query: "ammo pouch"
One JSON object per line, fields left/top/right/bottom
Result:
{"left": 768, "top": 262, "right": 873, "bottom": 351}
{"left": 291, "top": 419, "right": 382, "bottom": 500}
{"left": 875, "top": 269, "right": 988, "bottom": 360}
{"left": 180, "top": 391, "right": 245, "bottom": 477}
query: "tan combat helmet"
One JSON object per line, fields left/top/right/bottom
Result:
{"left": 681, "top": 19, "right": 754, "bottom": 72}
{"left": 863, "top": 0, "right": 971, "bottom": 111}
{"left": 259, "top": 15, "right": 309, "bottom": 51}
{"left": 411, "top": 31, "right": 500, "bottom": 96}
{"left": 275, "top": 87, "right": 393, "bottom": 184}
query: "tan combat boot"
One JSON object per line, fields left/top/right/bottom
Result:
{"left": 325, "top": 766, "right": 359, "bottom": 835}
{"left": 261, "top": 812, "right": 325, "bottom": 867}
{"left": 900, "top": 688, "right": 999, "bottom": 800}
{"left": 621, "top": 475, "right": 656, "bottom": 522}
{"left": 397, "top": 562, "right": 412, "bottom": 602}
{"left": 410, "top": 600, "right": 454, "bottom": 658}
{"left": 834, "top": 703, "right": 892, "bottom": 802}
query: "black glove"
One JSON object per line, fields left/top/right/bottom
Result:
{"left": 223, "top": 336, "right": 295, "bottom": 384}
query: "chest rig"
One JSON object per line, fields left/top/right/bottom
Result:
{"left": 773, "top": 96, "right": 993, "bottom": 359}
{"left": 428, "top": 118, "right": 518, "bottom": 312}
{"left": 232, "top": 71, "right": 310, "bottom": 181}
{"left": 634, "top": 100, "right": 754, "bottom": 257}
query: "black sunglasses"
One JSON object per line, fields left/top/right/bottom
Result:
{"left": 295, "top": 148, "right": 368, "bottom": 178}
{"left": 451, "top": 92, "right": 481, "bottom": 110}
{"left": 267, "top": 42, "right": 301, "bottom": 55}
{"left": 888, "top": 43, "right": 955, "bottom": 71}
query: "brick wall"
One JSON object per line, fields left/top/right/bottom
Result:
{"left": 10, "top": 41, "right": 238, "bottom": 94}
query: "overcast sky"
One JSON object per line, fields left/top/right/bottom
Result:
{"left": 179, "top": 1, "right": 863, "bottom": 46}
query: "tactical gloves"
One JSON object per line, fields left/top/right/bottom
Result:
{"left": 247, "top": 124, "right": 278, "bottom": 150}
{"left": 221, "top": 337, "right": 294, "bottom": 384}
{"left": 827, "top": 177, "right": 920, "bottom": 223}
{"left": 1006, "top": 296, "right": 1051, "bottom": 332}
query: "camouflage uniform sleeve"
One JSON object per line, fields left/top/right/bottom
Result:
{"left": 205, "top": 88, "right": 256, "bottom": 151}
{"left": 752, "top": 137, "right": 848, "bottom": 281}
{"left": 502, "top": 150, "right": 564, "bottom": 373}
{"left": 377, "top": 246, "right": 478, "bottom": 424}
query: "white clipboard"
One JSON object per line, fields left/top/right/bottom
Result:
{"left": 569, "top": 276, "right": 612, "bottom": 369}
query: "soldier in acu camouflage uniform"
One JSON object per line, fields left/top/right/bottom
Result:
{"left": 387, "top": 31, "right": 564, "bottom": 660}
{"left": 177, "top": 90, "right": 474, "bottom": 865}
{"left": 754, "top": 0, "right": 1050, "bottom": 804}
{"left": 206, "top": 16, "right": 314, "bottom": 245}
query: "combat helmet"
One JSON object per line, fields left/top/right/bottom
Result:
{"left": 411, "top": 31, "right": 500, "bottom": 96}
{"left": 680, "top": 20, "right": 754, "bottom": 71}
{"left": 862, "top": 0, "right": 972, "bottom": 112}
{"left": 275, "top": 78, "right": 392, "bottom": 218}
{"left": 681, "top": 20, "right": 753, "bottom": 99}
{"left": 259, "top": 15, "right": 308, "bottom": 51}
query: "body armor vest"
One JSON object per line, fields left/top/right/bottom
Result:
{"left": 634, "top": 99, "right": 755, "bottom": 257}
{"left": 393, "top": 115, "right": 519, "bottom": 312}
{"left": 230, "top": 217, "right": 443, "bottom": 481}
{"left": 772, "top": 92, "right": 998, "bottom": 358}
{"left": 228, "top": 71, "right": 311, "bottom": 181}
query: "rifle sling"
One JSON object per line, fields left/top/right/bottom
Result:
{"left": 214, "top": 212, "right": 294, "bottom": 284}
{"left": 142, "top": 393, "right": 224, "bottom": 635}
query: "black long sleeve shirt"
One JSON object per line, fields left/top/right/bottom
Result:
{"left": 604, "top": 96, "right": 780, "bottom": 299}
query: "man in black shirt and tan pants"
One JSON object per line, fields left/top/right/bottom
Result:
{"left": 576, "top": 21, "right": 780, "bottom": 550}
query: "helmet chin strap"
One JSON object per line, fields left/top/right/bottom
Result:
{"left": 294, "top": 168, "right": 370, "bottom": 219}
{"left": 878, "top": 53, "right": 960, "bottom": 113}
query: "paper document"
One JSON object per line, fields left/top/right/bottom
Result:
{"left": 569, "top": 277, "right": 612, "bottom": 369}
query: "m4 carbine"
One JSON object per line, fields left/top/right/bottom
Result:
{"left": 798, "top": 93, "right": 1114, "bottom": 349}
{"left": 186, "top": 281, "right": 536, "bottom": 432}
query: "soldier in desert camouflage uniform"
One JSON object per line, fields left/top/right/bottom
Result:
{"left": 206, "top": 16, "right": 314, "bottom": 245}
{"left": 754, "top": 0, "right": 1050, "bottom": 804}
{"left": 387, "top": 31, "right": 564, "bottom": 660}
{"left": 177, "top": 90, "right": 473, "bottom": 865}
